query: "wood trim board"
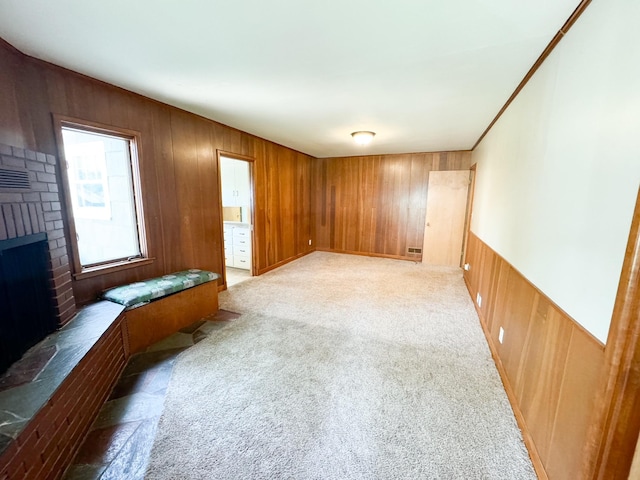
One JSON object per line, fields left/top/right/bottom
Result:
{"left": 255, "top": 249, "right": 314, "bottom": 276}
{"left": 465, "top": 281, "right": 548, "bottom": 480}
{"left": 472, "top": 0, "right": 592, "bottom": 150}
{"left": 216, "top": 149, "right": 257, "bottom": 286}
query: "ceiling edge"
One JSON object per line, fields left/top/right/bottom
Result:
{"left": 471, "top": 0, "right": 592, "bottom": 151}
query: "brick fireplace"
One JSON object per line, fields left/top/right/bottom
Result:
{"left": 0, "top": 142, "right": 128, "bottom": 478}
{"left": 0, "top": 142, "right": 76, "bottom": 327}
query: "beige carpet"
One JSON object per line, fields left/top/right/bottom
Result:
{"left": 145, "top": 252, "right": 536, "bottom": 479}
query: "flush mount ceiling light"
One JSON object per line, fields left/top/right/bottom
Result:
{"left": 351, "top": 131, "right": 376, "bottom": 145}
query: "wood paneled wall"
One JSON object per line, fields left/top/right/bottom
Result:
{"left": 313, "top": 151, "right": 471, "bottom": 259}
{"left": 464, "top": 232, "right": 605, "bottom": 479}
{"left": 0, "top": 40, "right": 313, "bottom": 303}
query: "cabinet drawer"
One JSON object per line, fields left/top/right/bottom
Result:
{"left": 233, "top": 255, "right": 251, "bottom": 270}
{"left": 234, "top": 246, "right": 250, "bottom": 256}
{"left": 225, "top": 254, "right": 234, "bottom": 267}
{"left": 233, "top": 237, "right": 250, "bottom": 247}
{"left": 233, "top": 228, "right": 250, "bottom": 238}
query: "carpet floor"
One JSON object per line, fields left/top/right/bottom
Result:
{"left": 145, "top": 252, "right": 536, "bottom": 479}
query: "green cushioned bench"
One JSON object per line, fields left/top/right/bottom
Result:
{"left": 103, "top": 269, "right": 220, "bottom": 309}
{"left": 102, "top": 269, "right": 221, "bottom": 353}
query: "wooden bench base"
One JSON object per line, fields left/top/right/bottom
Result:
{"left": 125, "top": 281, "right": 219, "bottom": 354}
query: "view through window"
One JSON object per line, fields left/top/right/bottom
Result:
{"left": 60, "top": 126, "right": 143, "bottom": 268}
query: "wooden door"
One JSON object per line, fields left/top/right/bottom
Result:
{"left": 422, "top": 170, "right": 470, "bottom": 266}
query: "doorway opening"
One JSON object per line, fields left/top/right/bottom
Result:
{"left": 218, "top": 152, "right": 255, "bottom": 288}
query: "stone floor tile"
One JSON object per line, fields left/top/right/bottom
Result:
{"left": 211, "top": 309, "right": 241, "bottom": 321}
{"left": 74, "top": 420, "right": 142, "bottom": 465}
{"left": 196, "top": 321, "right": 235, "bottom": 337}
{"left": 64, "top": 309, "right": 224, "bottom": 479}
{"left": 63, "top": 463, "right": 106, "bottom": 480}
{"left": 93, "top": 393, "right": 165, "bottom": 430}
{"left": 98, "top": 418, "right": 159, "bottom": 480}
{"left": 145, "top": 332, "right": 194, "bottom": 353}
{"left": 121, "top": 348, "right": 185, "bottom": 377}
{"left": 179, "top": 319, "right": 207, "bottom": 334}
{"left": 109, "top": 361, "right": 174, "bottom": 400}
{"left": 192, "top": 329, "right": 209, "bottom": 344}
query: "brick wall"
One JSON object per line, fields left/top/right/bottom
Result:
{"left": 0, "top": 314, "right": 129, "bottom": 480}
{"left": 0, "top": 143, "right": 75, "bottom": 326}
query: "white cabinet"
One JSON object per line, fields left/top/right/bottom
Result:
{"left": 220, "top": 157, "right": 250, "bottom": 207}
{"left": 224, "top": 224, "right": 251, "bottom": 271}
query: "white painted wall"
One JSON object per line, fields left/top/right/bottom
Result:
{"left": 471, "top": 0, "right": 640, "bottom": 343}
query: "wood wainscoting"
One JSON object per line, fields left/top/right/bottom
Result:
{"left": 313, "top": 151, "right": 471, "bottom": 260}
{"left": 464, "top": 232, "right": 605, "bottom": 480}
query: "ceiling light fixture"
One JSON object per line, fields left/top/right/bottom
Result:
{"left": 351, "top": 131, "right": 376, "bottom": 145}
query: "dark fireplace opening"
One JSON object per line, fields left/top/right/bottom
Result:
{"left": 0, "top": 233, "right": 57, "bottom": 375}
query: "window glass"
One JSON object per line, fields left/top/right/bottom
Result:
{"left": 61, "top": 127, "right": 142, "bottom": 267}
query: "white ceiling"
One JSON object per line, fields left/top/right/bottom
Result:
{"left": 0, "top": 0, "right": 581, "bottom": 158}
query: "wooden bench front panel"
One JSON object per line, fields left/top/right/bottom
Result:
{"left": 125, "top": 281, "right": 219, "bottom": 354}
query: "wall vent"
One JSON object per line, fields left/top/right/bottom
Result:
{"left": 407, "top": 247, "right": 422, "bottom": 254}
{"left": 0, "top": 166, "right": 31, "bottom": 192}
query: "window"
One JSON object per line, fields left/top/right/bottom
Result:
{"left": 64, "top": 138, "right": 111, "bottom": 220}
{"left": 55, "top": 117, "right": 151, "bottom": 277}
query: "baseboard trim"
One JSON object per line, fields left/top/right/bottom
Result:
{"left": 315, "top": 247, "right": 419, "bottom": 262}
{"left": 464, "top": 276, "right": 549, "bottom": 479}
{"left": 254, "top": 247, "right": 417, "bottom": 277}
{"left": 256, "top": 250, "right": 314, "bottom": 276}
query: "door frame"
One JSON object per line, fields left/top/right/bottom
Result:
{"left": 216, "top": 150, "right": 256, "bottom": 288}
{"left": 461, "top": 164, "right": 477, "bottom": 268}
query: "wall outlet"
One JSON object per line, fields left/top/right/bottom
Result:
{"left": 308, "top": 239, "right": 312, "bottom": 246}
{"left": 476, "top": 293, "right": 482, "bottom": 308}
{"left": 499, "top": 327, "right": 505, "bottom": 344}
